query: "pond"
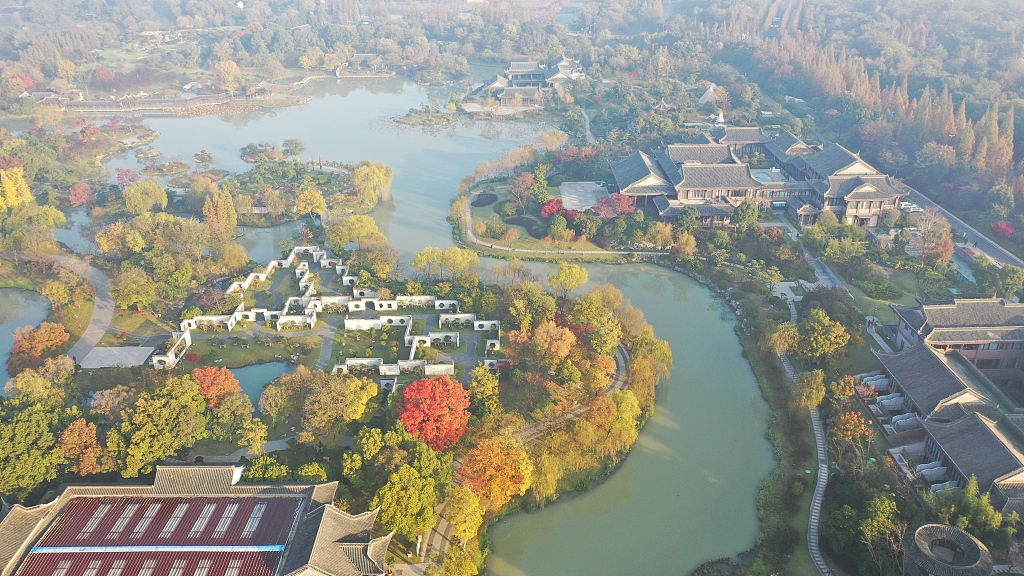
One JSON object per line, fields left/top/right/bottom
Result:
{"left": 0, "top": 288, "right": 51, "bottom": 387}
{"left": 98, "top": 78, "right": 775, "bottom": 575}
{"left": 230, "top": 361, "right": 297, "bottom": 406}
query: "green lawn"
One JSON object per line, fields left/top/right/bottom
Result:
{"left": 331, "top": 329, "right": 410, "bottom": 365}
{"left": 179, "top": 335, "right": 322, "bottom": 369}
{"left": 110, "top": 310, "right": 174, "bottom": 336}
{"left": 831, "top": 267, "right": 922, "bottom": 326}
{"left": 470, "top": 186, "right": 612, "bottom": 253}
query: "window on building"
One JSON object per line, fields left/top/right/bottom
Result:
{"left": 963, "top": 344, "right": 979, "bottom": 350}
{"left": 240, "top": 502, "right": 267, "bottom": 539}
{"left": 1008, "top": 358, "right": 1020, "bottom": 369}
{"left": 83, "top": 561, "right": 102, "bottom": 576}
{"left": 77, "top": 503, "right": 113, "bottom": 540}
{"left": 131, "top": 503, "right": 161, "bottom": 539}
{"left": 168, "top": 561, "right": 187, "bottom": 576}
{"left": 106, "top": 504, "right": 139, "bottom": 540}
{"left": 211, "top": 503, "right": 239, "bottom": 539}
{"left": 106, "top": 560, "right": 126, "bottom": 576}
{"left": 51, "top": 560, "right": 72, "bottom": 576}
{"left": 137, "top": 561, "right": 156, "bottom": 576}
{"left": 224, "top": 560, "right": 243, "bottom": 576}
{"left": 1012, "top": 343, "right": 1024, "bottom": 349}
{"left": 159, "top": 503, "right": 189, "bottom": 539}
{"left": 188, "top": 503, "right": 217, "bottom": 538}
{"left": 192, "top": 560, "right": 212, "bottom": 576}
{"left": 976, "top": 359, "right": 1002, "bottom": 369}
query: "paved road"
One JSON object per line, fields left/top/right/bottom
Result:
{"left": 904, "top": 186, "right": 1024, "bottom": 268}
{"left": 41, "top": 255, "right": 115, "bottom": 363}
{"left": 580, "top": 108, "right": 597, "bottom": 145}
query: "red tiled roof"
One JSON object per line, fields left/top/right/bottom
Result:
{"left": 18, "top": 550, "right": 280, "bottom": 576}
{"left": 16, "top": 497, "right": 304, "bottom": 576}
{"left": 36, "top": 497, "right": 301, "bottom": 548}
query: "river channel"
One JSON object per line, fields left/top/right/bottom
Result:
{"left": 91, "top": 77, "right": 777, "bottom": 573}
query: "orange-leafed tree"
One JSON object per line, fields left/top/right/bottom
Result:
{"left": 191, "top": 366, "right": 241, "bottom": 408}
{"left": 506, "top": 320, "right": 576, "bottom": 370}
{"left": 8, "top": 322, "right": 70, "bottom": 376}
{"left": 458, "top": 439, "right": 533, "bottom": 512}
{"left": 829, "top": 409, "right": 874, "bottom": 476}
{"left": 59, "top": 418, "right": 102, "bottom": 475}
{"left": 398, "top": 375, "right": 470, "bottom": 451}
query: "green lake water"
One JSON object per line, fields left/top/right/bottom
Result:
{"left": 230, "top": 361, "right": 297, "bottom": 406}
{"left": 99, "top": 78, "right": 775, "bottom": 574}
{"left": 0, "top": 288, "right": 50, "bottom": 387}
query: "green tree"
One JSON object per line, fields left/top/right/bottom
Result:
{"left": 352, "top": 162, "right": 394, "bottom": 205}
{"left": 110, "top": 267, "right": 157, "bottom": 311}
{"left": 0, "top": 400, "right": 76, "bottom": 501}
{"left": 296, "top": 188, "right": 327, "bottom": 215}
{"left": 859, "top": 495, "right": 904, "bottom": 576}
{"left": 411, "top": 246, "right": 443, "bottom": 281}
{"left": 238, "top": 418, "right": 267, "bottom": 455}
{"left": 243, "top": 454, "right": 291, "bottom": 481}
{"left": 210, "top": 392, "right": 254, "bottom": 441}
{"left": 295, "top": 462, "right": 328, "bottom": 482}
{"left": 372, "top": 464, "right": 440, "bottom": 539}
{"left": 123, "top": 180, "right": 167, "bottom": 215}
{"left": 795, "top": 308, "right": 851, "bottom": 367}
{"left": 325, "top": 215, "right": 384, "bottom": 253}
{"left": 110, "top": 375, "right": 208, "bottom": 477}
{"left": 468, "top": 363, "right": 499, "bottom": 416}
{"left": 793, "top": 370, "right": 826, "bottom": 410}
{"left": 548, "top": 262, "right": 588, "bottom": 302}
{"left": 446, "top": 484, "right": 484, "bottom": 546}
{"left": 925, "top": 475, "right": 1018, "bottom": 549}
{"left": 824, "top": 237, "right": 865, "bottom": 263}
{"left": 822, "top": 505, "right": 861, "bottom": 559}
{"left": 300, "top": 372, "right": 378, "bottom": 444}
{"left": 548, "top": 214, "right": 568, "bottom": 239}
{"left": 732, "top": 200, "right": 759, "bottom": 234}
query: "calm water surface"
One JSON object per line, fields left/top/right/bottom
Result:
{"left": 99, "top": 79, "right": 775, "bottom": 574}
{"left": 0, "top": 288, "right": 50, "bottom": 386}
{"left": 230, "top": 361, "right": 297, "bottom": 406}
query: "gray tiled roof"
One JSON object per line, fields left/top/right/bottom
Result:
{"left": 902, "top": 523, "right": 992, "bottom": 576}
{"left": 786, "top": 196, "right": 820, "bottom": 214}
{"left": 925, "top": 413, "right": 1024, "bottom": 491}
{"left": 0, "top": 505, "right": 49, "bottom": 576}
{"left": 681, "top": 133, "right": 713, "bottom": 144}
{"left": 718, "top": 126, "right": 766, "bottom": 144}
{"left": 802, "top": 142, "right": 876, "bottom": 179}
{"left": 764, "top": 132, "right": 813, "bottom": 158}
{"left": 876, "top": 343, "right": 987, "bottom": 416}
{"left": 821, "top": 175, "right": 905, "bottom": 200}
{"left": 892, "top": 304, "right": 927, "bottom": 333}
{"left": 610, "top": 151, "right": 674, "bottom": 195}
{"left": 506, "top": 61, "right": 541, "bottom": 73}
{"left": 677, "top": 164, "right": 760, "bottom": 190}
{"left": 653, "top": 196, "right": 734, "bottom": 218}
{"left": 922, "top": 299, "right": 1024, "bottom": 330}
{"left": 650, "top": 147, "right": 683, "bottom": 186}
{"left": 661, "top": 144, "right": 736, "bottom": 165}
{"left": 284, "top": 507, "right": 390, "bottom": 576}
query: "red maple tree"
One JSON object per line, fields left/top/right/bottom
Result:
{"left": 8, "top": 322, "right": 69, "bottom": 376}
{"left": 192, "top": 366, "right": 242, "bottom": 408}
{"left": 397, "top": 375, "right": 471, "bottom": 451}
{"left": 69, "top": 182, "right": 93, "bottom": 207}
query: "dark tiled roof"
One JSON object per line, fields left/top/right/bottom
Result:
{"left": 802, "top": 142, "right": 877, "bottom": 179}
{"left": 480, "top": 75, "right": 507, "bottom": 90}
{"left": 661, "top": 144, "right": 736, "bottom": 165}
{"left": 506, "top": 61, "right": 541, "bottom": 73}
{"left": 875, "top": 343, "right": 989, "bottom": 416}
{"left": 891, "top": 304, "right": 927, "bottom": 333}
{"left": 718, "top": 126, "right": 766, "bottom": 144}
{"left": 902, "top": 523, "right": 992, "bottom": 576}
{"left": 650, "top": 147, "right": 683, "bottom": 186}
{"left": 152, "top": 465, "right": 241, "bottom": 494}
{"left": 821, "top": 175, "right": 906, "bottom": 200}
{"left": 498, "top": 86, "right": 540, "bottom": 98}
{"left": 764, "top": 132, "right": 813, "bottom": 158}
{"left": 677, "top": 164, "right": 761, "bottom": 190}
{"left": 786, "top": 196, "right": 820, "bottom": 214}
{"left": 922, "top": 299, "right": 1024, "bottom": 330}
{"left": 926, "top": 413, "right": 1024, "bottom": 491}
{"left": 610, "top": 151, "right": 674, "bottom": 195}
{"left": 681, "top": 133, "right": 713, "bottom": 144}
{"left": 653, "top": 196, "right": 734, "bottom": 218}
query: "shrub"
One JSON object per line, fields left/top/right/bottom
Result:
{"left": 992, "top": 220, "right": 1015, "bottom": 238}
{"left": 471, "top": 193, "right": 498, "bottom": 207}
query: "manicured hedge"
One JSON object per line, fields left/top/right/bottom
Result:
{"left": 471, "top": 193, "right": 498, "bottom": 207}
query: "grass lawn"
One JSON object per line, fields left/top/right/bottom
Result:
{"left": 331, "top": 329, "right": 410, "bottom": 365}
{"left": 53, "top": 297, "right": 95, "bottom": 355}
{"left": 190, "top": 438, "right": 242, "bottom": 459}
{"left": 831, "top": 267, "right": 922, "bottom": 326}
{"left": 785, "top": 413, "right": 826, "bottom": 576}
{"left": 845, "top": 336, "right": 882, "bottom": 374}
{"left": 179, "top": 335, "right": 322, "bottom": 370}
{"left": 97, "top": 332, "right": 148, "bottom": 347}
{"left": 470, "top": 186, "right": 613, "bottom": 253}
{"left": 110, "top": 310, "right": 174, "bottom": 336}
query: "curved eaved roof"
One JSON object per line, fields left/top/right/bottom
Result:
{"left": 902, "top": 523, "right": 992, "bottom": 576}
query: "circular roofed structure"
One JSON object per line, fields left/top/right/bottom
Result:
{"left": 902, "top": 523, "right": 993, "bottom": 576}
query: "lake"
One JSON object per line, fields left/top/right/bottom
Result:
{"left": 102, "top": 78, "right": 774, "bottom": 575}
{"left": 0, "top": 288, "right": 51, "bottom": 387}
{"left": 230, "top": 361, "right": 297, "bottom": 406}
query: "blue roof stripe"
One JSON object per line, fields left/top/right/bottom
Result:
{"left": 30, "top": 545, "right": 285, "bottom": 554}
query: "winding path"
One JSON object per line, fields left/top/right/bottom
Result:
{"left": 808, "top": 409, "right": 833, "bottom": 576}
{"left": 580, "top": 108, "right": 597, "bottom": 145}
